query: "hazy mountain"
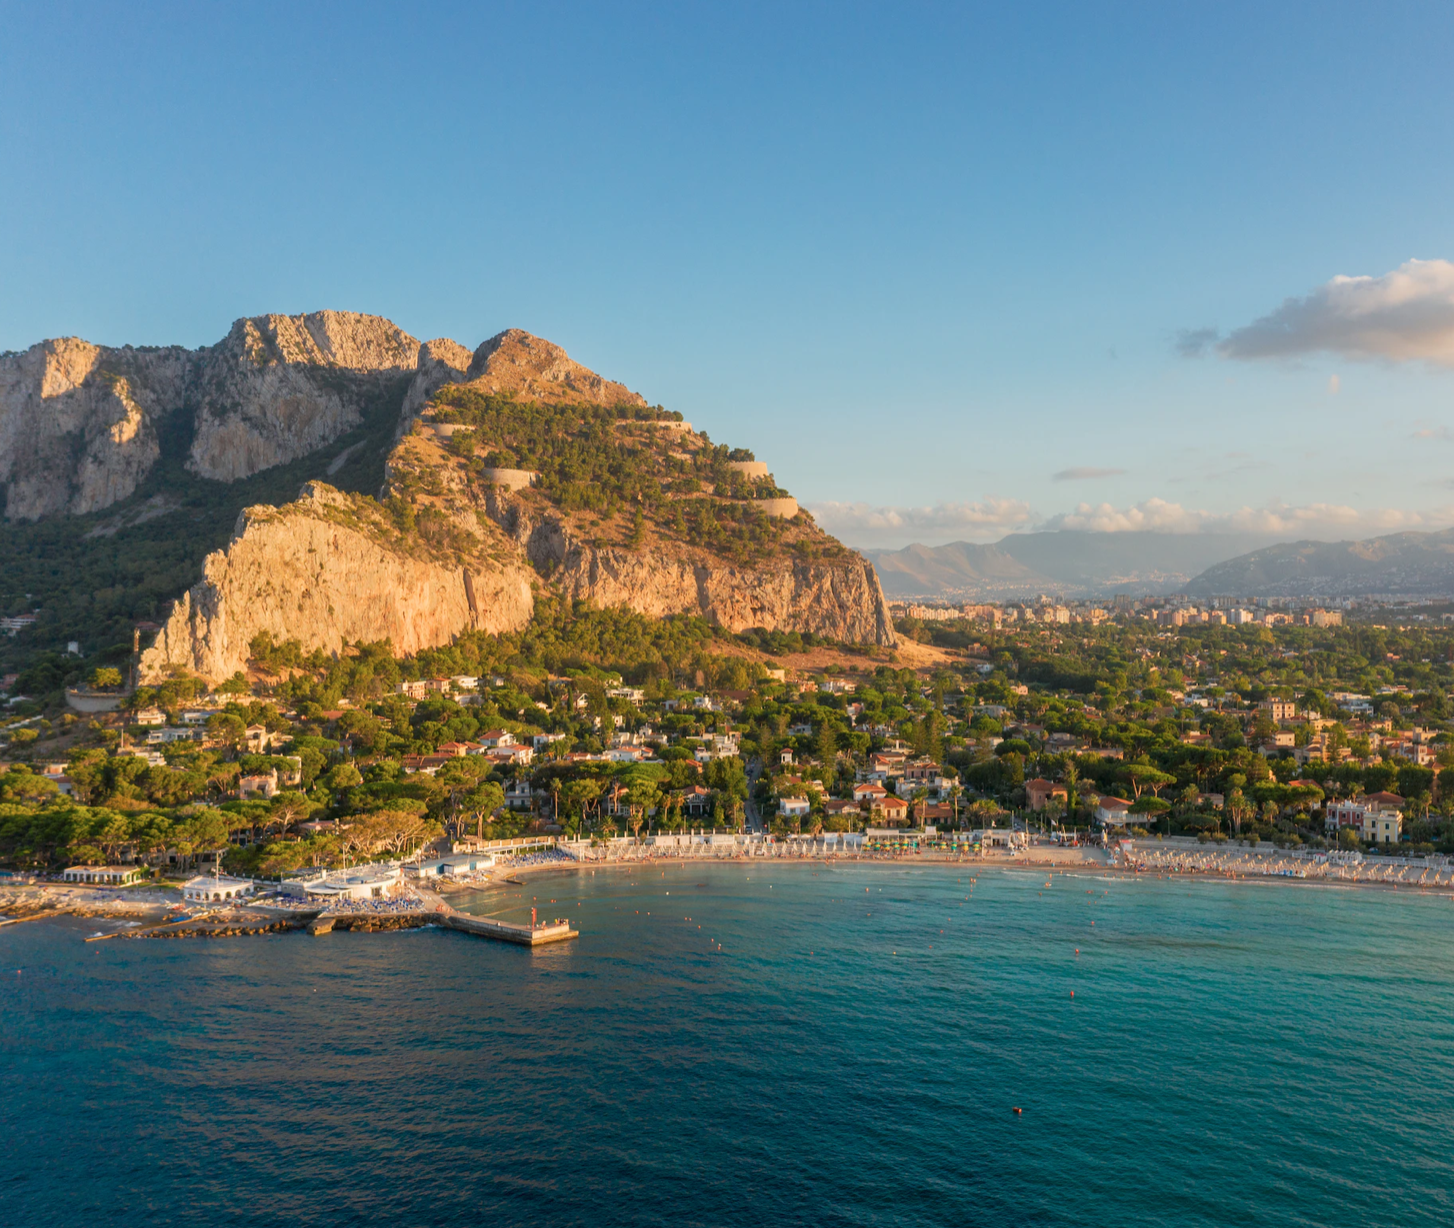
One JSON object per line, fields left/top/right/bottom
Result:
{"left": 866, "top": 531, "right": 1284, "bottom": 599}
{"left": 861, "top": 541, "right": 1048, "bottom": 595}
{"left": 1187, "top": 529, "right": 1454, "bottom": 598}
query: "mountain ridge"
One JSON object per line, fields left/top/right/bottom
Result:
{"left": 865, "top": 531, "right": 1286, "bottom": 599}
{"left": 1186, "top": 528, "right": 1454, "bottom": 597}
{"left": 0, "top": 313, "right": 899, "bottom": 680}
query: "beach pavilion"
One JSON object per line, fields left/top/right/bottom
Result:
{"left": 62, "top": 865, "right": 147, "bottom": 886}
{"left": 182, "top": 874, "right": 256, "bottom": 903}
{"left": 415, "top": 853, "right": 495, "bottom": 878}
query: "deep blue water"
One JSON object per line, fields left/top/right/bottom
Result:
{"left": 4, "top": 864, "right": 1454, "bottom": 1227}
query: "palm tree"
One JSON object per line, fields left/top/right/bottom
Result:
{"left": 904, "top": 787, "right": 927, "bottom": 828}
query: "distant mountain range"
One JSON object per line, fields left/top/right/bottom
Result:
{"left": 866, "top": 527, "right": 1454, "bottom": 602}
{"left": 1186, "top": 529, "right": 1454, "bottom": 598}
{"left": 863, "top": 532, "right": 1283, "bottom": 599}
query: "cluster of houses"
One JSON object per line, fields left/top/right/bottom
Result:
{"left": 1016, "top": 770, "right": 1408, "bottom": 844}
{"left": 894, "top": 599, "right": 1345, "bottom": 630}
{"left": 773, "top": 741, "right": 961, "bottom": 828}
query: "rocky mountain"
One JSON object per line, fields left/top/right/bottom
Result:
{"left": 0, "top": 310, "right": 440, "bottom": 520}
{"left": 0, "top": 314, "right": 897, "bottom": 681}
{"left": 144, "top": 483, "right": 536, "bottom": 680}
{"left": 867, "top": 531, "right": 1284, "bottom": 599}
{"left": 1186, "top": 529, "right": 1454, "bottom": 598}
{"left": 0, "top": 337, "right": 191, "bottom": 519}
{"left": 186, "top": 312, "right": 424, "bottom": 481}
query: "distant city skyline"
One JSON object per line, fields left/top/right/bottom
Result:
{"left": 4, "top": 2, "right": 1454, "bottom": 548}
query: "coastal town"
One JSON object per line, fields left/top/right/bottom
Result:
{"left": 5, "top": 593, "right": 1454, "bottom": 928}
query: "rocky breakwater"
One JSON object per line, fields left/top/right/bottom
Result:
{"left": 141, "top": 482, "right": 533, "bottom": 682}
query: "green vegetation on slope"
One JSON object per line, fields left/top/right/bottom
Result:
{"left": 425, "top": 387, "right": 821, "bottom": 566}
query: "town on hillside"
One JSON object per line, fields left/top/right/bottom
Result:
{"left": 5, "top": 594, "right": 1454, "bottom": 892}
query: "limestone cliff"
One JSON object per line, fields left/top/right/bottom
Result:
{"left": 186, "top": 312, "right": 423, "bottom": 481}
{"left": 51, "top": 319, "right": 899, "bottom": 681}
{"left": 0, "top": 338, "right": 191, "bottom": 519}
{"left": 0, "top": 310, "right": 442, "bottom": 521}
{"left": 549, "top": 547, "right": 895, "bottom": 644}
{"left": 483, "top": 488, "right": 896, "bottom": 645}
{"left": 141, "top": 483, "right": 534, "bottom": 681}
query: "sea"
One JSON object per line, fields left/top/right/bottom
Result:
{"left": 4, "top": 863, "right": 1454, "bottom": 1228}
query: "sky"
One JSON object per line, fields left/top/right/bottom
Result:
{"left": 3, "top": 1, "right": 1454, "bottom": 549}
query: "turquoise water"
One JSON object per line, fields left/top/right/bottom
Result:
{"left": 4, "top": 864, "right": 1454, "bottom": 1227}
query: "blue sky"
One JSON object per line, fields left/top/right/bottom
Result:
{"left": 3, "top": 1, "right": 1454, "bottom": 547}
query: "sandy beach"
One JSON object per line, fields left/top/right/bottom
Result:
{"left": 9, "top": 836, "right": 1452, "bottom": 938}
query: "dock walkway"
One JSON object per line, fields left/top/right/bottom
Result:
{"left": 440, "top": 913, "right": 577, "bottom": 946}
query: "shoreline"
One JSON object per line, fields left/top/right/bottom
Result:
{"left": 450, "top": 848, "right": 1454, "bottom": 901}
{"left": 7, "top": 846, "right": 1452, "bottom": 939}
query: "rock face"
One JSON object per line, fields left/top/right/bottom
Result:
{"left": 400, "top": 337, "right": 475, "bottom": 421}
{"left": 488, "top": 492, "right": 897, "bottom": 646}
{"left": 186, "top": 312, "right": 423, "bottom": 481}
{"left": 0, "top": 338, "right": 191, "bottom": 518}
{"left": 0, "top": 315, "right": 898, "bottom": 679}
{"left": 0, "top": 311, "right": 439, "bottom": 521}
{"left": 141, "top": 483, "right": 534, "bottom": 681}
{"left": 554, "top": 547, "right": 894, "bottom": 642}
{"left": 465, "top": 329, "right": 647, "bottom": 407}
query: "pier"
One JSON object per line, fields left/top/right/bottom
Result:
{"left": 440, "top": 910, "right": 577, "bottom": 947}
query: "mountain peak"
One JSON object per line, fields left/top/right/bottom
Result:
{"left": 225, "top": 310, "right": 421, "bottom": 371}
{"left": 464, "top": 328, "right": 647, "bottom": 407}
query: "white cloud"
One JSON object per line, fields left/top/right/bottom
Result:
{"left": 1413, "top": 425, "right": 1453, "bottom": 440}
{"left": 1328, "top": 374, "right": 1340, "bottom": 395}
{"left": 807, "top": 497, "right": 1035, "bottom": 546}
{"left": 1052, "top": 466, "right": 1126, "bottom": 481}
{"left": 1040, "top": 498, "right": 1454, "bottom": 538}
{"left": 1220, "top": 258, "right": 1454, "bottom": 365}
{"left": 814, "top": 493, "right": 1454, "bottom": 549}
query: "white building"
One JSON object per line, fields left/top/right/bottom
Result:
{"left": 415, "top": 853, "right": 496, "bottom": 878}
{"left": 289, "top": 863, "right": 403, "bottom": 902}
{"left": 1095, "top": 796, "right": 1133, "bottom": 827}
{"left": 182, "top": 874, "right": 255, "bottom": 902}
{"left": 63, "top": 865, "right": 146, "bottom": 886}
{"left": 779, "top": 796, "right": 811, "bottom": 818}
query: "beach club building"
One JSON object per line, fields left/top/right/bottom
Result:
{"left": 415, "top": 853, "right": 496, "bottom": 878}
{"left": 282, "top": 863, "right": 404, "bottom": 902}
{"left": 182, "top": 874, "right": 256, "bottom": 903}
{"left": 62, "top": 865, "right": 147, "bottom": 886}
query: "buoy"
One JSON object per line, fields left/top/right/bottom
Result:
{"left": 1071, "top": 991, "right": 1075, "bottom": 997}
{"left": 1013, "top": 1107, "right": 1022, "bottom": 1114}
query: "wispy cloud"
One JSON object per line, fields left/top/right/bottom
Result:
{"left": 815, "top": 494, "right": 1454, "bottom": 549}
{"left": 807, "top": 498, "right": 1035, "bottom": 546}
{"left": 1039, "top": 498, "right": 1454, "bottom": 538}
{"left": 1413, "top": 425, "right": 1454, "bottom": 441}
{"left": 1052, "top": 466, "right": 1126, "bottom": 482}
{"left": 1175, "top": 327, "right": 1219, "bottom": 358}
{"left": 1217, "top": 258, "right": 1454, "bottom": 366}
